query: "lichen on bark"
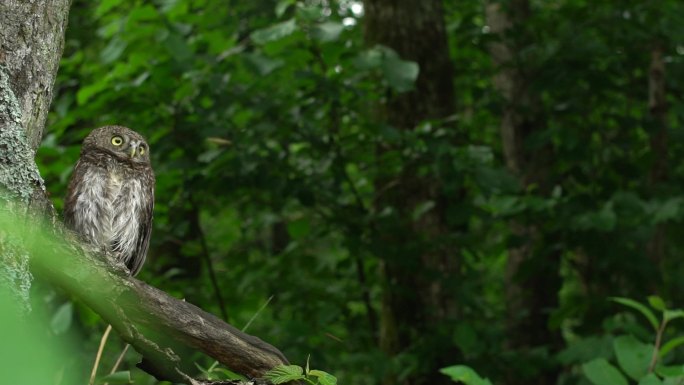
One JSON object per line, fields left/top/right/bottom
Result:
{"left": 0, "top": 66, "right": 47, "bottom": 310}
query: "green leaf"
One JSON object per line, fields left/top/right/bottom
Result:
{"left": 164, "top": 32, "right": 193, "bottom": 63}
{"left": 613, "top": 335, "right": 652, "bottom": 381}
{"left": 610, "top": 297, "right": 659, "bottom": 331}
{"left": 664, "top": 310, "right": 684, "bottom": 323}
{"left": 76, "top": 79, "right": 108, "bottom": 106}
{"left": 296, "top": 5, "right": 322, "bottom": 21}
{"left": 275, "top": 0, "right": 296, "bottom": 18}
{"left": 251, "top": 19, "right": 297, "bottom": 45}
{"left": 100, "top": 37, "right": 127, "bottom": 64}
{"left": 649, "top": 296, "right": 667, "bottom": 311}
{"left": 656, "top": 365, "right": 684, "bottom": 378}
{"left": 50, "top": 302, "right": 73, "bottom": 335}
{"left": 244, "top": 52, "right": 285, "bottom": 75}
{"left": 439, "top": 365, "right": 493, "bottom": 385}
{"left": 660, "top": 336, "right": 684, "bottom": 358}
{"left": 94, "top": 0, "right": 124, "bottom": 18}
{"left": 638, "top": 373, "right": 663, "bottom": 385}
{"left": 312, "top": 22, "right": 344, "bottom": 42}
{"left": 355, "top": 46, "right": 419, "bottom": 92}
{"left": 664, "top": 377, "right": 684, "bottom": 385}
{"left": 264, "top": 365, "right": 305, "bottom": 384}
{"left": 353, "top": 48, "right": 383, "bottom": 70}
{"left": 650, "top": 198, "right": 683, "bottom": 224}
{"left": 309, "top": 370, "right": 337, "bottom": 385}
{"left": 96, "top": 371, "right": 131, "bottom": 384}
{"left": 382, "top": 55, "right": 419, "bottom": 93}
{"left": 582, "top": 358, "right": 628, "bottom": 385}
{"left": 127, "top": 4, "right": 159, "bottom": 22}
{"left": 213, "top": 368, "right": 247, "bottom": 381}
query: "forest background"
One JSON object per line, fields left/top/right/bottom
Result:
{"left": 21, "top": 0, "right": 684, "bottom": 384}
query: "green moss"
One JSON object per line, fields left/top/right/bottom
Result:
{"left": 0, "top": 66, "right": 41, "bottom": 311}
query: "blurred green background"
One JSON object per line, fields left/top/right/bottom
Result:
{"left": 32, "top": 0, "right": 684, "bottom": 384}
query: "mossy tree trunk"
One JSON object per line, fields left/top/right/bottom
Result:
{"left": 0, "top": 0, "right": 71, "bottom": 307}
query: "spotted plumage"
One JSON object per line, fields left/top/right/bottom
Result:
{"left": 64, "top": 125, "right": 155, "bottom": 276}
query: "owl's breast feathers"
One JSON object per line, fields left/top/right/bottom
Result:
{"left": 64, "top": 157, "right": 154, "bottom": 276}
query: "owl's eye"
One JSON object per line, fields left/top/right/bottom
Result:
{"left": 139, "top": 146, "right": 146, "bottom": 156}
{"left": 111, "top": 136, "right": 124, "bottom": 146}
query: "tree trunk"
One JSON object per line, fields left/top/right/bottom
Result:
{"left": 364, "top": 1, "right": 457, "bottom": 384}
{"left": 646, "top": 45, "right": 668, "bottom": 276}
{"left": 486, "top": 2, "right": 562, "bottom": 384}
{"left": 0, "top": 0, "right": 71, "bottom": 308}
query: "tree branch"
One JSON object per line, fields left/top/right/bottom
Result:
{"left": 12, "top": 214, "right": 288, "bottom": 383}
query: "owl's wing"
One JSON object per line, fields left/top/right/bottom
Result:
{"left": 63, "top": 159, "right": 88, "bottom": 227}
{"left": 128, "top": 172, "right": 154, "bottom": 276}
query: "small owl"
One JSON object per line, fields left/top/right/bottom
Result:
{"left": 64, "top": 125, "right": 155, "bottom": 276}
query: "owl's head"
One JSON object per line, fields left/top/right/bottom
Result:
{"left": 82, "top": 125, "right": 151, "bottom": 166}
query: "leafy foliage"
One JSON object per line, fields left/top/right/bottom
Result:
{"left": 28, "top": 0, "right": 684, "bottom": 384}
{"left": 265, "top": 364, "right": 337, "bottom": 385}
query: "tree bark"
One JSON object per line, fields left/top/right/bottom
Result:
{"left": 14, "top": 219, "right": 288, "bottom": 383}
{"left": 0, "top": 0, "right": 70, "bottom": 308}
{"left": 486, "top": 2, "right": 561, "bottom": 384}
{"left": 364, "top": 1, "right": 457, "bottom": 384}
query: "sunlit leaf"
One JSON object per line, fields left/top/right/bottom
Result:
{"left": 312, "top": 22, "right": 344, "bottom": 42}
{"left": 309, "top": 370, "right": 337, "bottom": 385}
{"left": 251, "top": 19, "right": 297, "bottom": 45}
{"left": 382, "top": 55, "right": 419, "bottom": 93}
{"left": 439, "top": 365, "right": 493, "bottom": 385}
{"left": 275, "top": 0, "right": 295, "bottom": 18}
{"left": 264, "top": 365, "right": 305, "bottom": 384}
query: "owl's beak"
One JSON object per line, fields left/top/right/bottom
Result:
{"left": 129, "top": 142, "right": 139, "bottom": 158}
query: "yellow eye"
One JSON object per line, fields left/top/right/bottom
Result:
{"left": 139, "top": 146, "right": 146, "bottom": 155}
{"left": 111, "top": 136, "right": 123, "bottom": 146}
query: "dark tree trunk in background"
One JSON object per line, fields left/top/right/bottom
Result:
{"left": 0, "top": 0, "right": 71, "bottom": 306}
{"left": 487, "top": 2, "right": 562, "bottom": 384}
{"left": 646, "top": 45, "right": 668, "bottom": 278}
{"left": 364, "top": 1, "right": 457, "bottom": 384}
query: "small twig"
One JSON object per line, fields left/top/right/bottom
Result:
{"left": 243, "top": 295, "right": 274, "bottom": 332}
{"left": 103, "top": 343, "right": 131, "bottom": 385}
{"left": 90, "top": 324, "right": 113, "bottom": 385}
{"left": 190, "top": 196, "right": 229, "bottom": 321}
{"left": 649, "top": 318, "right": 668, "bottom": 372}
{"left": 109, "top": 344, "right": 131, "bottom": 374}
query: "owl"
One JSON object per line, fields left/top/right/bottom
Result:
{"left": 64, "top": 125, "right": 155, "bottom": 276}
